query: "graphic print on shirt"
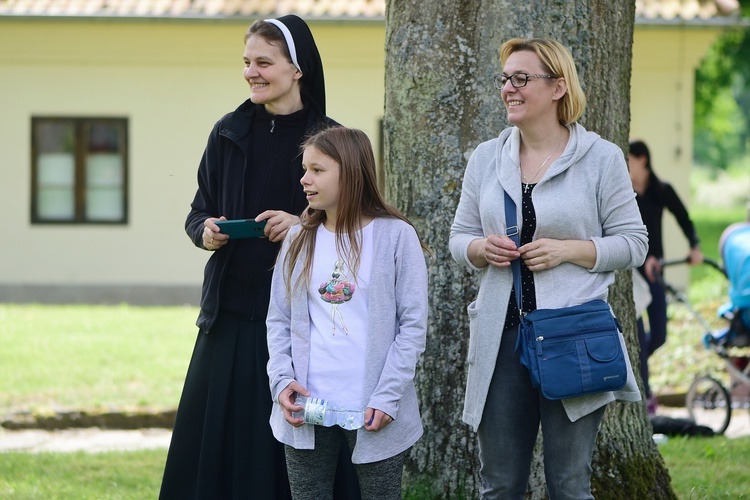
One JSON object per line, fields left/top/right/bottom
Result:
{"left": 318, "top": 259, "right": 355, "bottom": 335}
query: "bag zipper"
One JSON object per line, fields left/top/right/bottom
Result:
{"left": 535, "top": 325, "right": 616, "bottom": 343}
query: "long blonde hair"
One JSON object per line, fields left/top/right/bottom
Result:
{"left": 283, "top": 126, "right": 426, "bottom": 293}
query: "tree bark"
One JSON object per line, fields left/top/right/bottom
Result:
{"left": 383, "top": 0, "right": 676, "bottom": 497}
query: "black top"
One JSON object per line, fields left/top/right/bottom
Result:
{"left": 636, "top": 178, "right": 700, "bottom": 260}
{"left": 504, "top": 183, "right": 539, "bottom": 331}
{"left": 185, "top": 98, "right": 336, "bottom": 332}
{"left": 220, "top": 105, "right": 312, "bottom": 318}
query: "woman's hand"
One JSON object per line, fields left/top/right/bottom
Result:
{"left": 279, "top": 381, "right": 309, "bottom": 427}
{"left": 469, "top": 235, "right": 520, "bottom": 268}
{"left": 687, "top": 247, "right": 703, "bottom": 266}
{"left": 203, "top": 216, "right": 229, "bottom": 250}
{"left": 519, "top": 238, "right": 597, "bottom": 271}
{"left": 364, "top": 408, "right": 393, "bottom": 432}
{"left": 256, "top": 210, "right": 300, "bottom": 243}
{"left": 643, "top": 255, "right": 661, "bottom": 282}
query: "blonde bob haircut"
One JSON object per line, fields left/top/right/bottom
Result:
{"left": 499, "top": 38, "right": 586, "bottom": 126}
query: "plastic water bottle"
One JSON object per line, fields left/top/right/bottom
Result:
{"left": 293, "top": 396, "right": 365, "bottom": 430}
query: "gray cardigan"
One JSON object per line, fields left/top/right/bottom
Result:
{"left": 450, "top": 124, "right": 649, "bottom": 430}
{"left": 266, "top": 217, "right": 428, "bottom": 463}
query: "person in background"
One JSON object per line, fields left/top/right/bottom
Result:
{"left": 628, "top": 139, "right": 703, "bottom": 415}
{"left": 449, "top": 38, "right": 647, "bottom": 499}
{"left": 266, "top": 126, "right": 428, "bottom": 500}
{"left": 160, "top": 15, "right": 358, "bottom": 499}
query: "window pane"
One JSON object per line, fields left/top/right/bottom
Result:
{"left": 88, "top": 122, "right": 121, "bottom": 153}
{"left": 85, "top": 150, "right": 124, "bottom": 221}
{"left": 38, "top": 153, "right": 75, "bottom": 186}
{"left": 37, "top": 122, "right": 74, "bottom": 153}
{"left": 36, "top": 152, "right": 75, "bottom": 220}
{"left": 86, "top": 187, "right": 123, "bottom": 220}
{"left": 87, "top": 153, "right": 122, "bottom": 186}
{"left": 38, "top": 188, "right": 75, "bottom": 219}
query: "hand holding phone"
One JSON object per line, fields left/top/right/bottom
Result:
{"left": 216, "top": 219, "right": 267, "bottom": 239}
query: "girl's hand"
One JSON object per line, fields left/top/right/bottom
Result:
{"left": 364, "top": 408, "right": 393, "bottom": 432}
{"left": 255, "top": 210, "right": 300, "bottom": 243}
{"left": 203, "top": 216, "right": 229, "bottom": 250}
{"left": 279, "top": 381, "right": 309, "bottom": 428}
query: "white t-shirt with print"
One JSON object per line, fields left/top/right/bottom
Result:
{"left": 306, "top": 222, "right": 373, "bottom": 411}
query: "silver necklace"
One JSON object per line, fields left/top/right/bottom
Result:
{"left": 521, "top": 134, "right": 564, "bottom": 193}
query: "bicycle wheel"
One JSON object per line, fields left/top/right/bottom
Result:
{"left": 686, "top": 375, "right": 732, "bottom": 435}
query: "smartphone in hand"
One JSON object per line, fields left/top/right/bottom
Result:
{"left": 216, "top": 219, "right": 267, "bottom": 239}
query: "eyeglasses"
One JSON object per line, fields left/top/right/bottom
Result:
{"left": 494, "top": 73, "right": 558, "bottom": 89}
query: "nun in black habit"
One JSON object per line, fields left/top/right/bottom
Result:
{"left": 160, "top": 14, "right": 359, "bottom": 499}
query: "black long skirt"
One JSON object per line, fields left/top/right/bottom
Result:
{"left": 159, "top": 313, "right": 360, "bottom": 499}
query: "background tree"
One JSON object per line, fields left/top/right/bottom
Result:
{"left": 694, "top": 0, "right": 750, "bottom": 170}
{"left": 384, "top": 0, "right": 676, "bottom": 497}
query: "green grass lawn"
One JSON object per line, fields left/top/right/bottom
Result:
{"left": 0, "top": 304, "right": 197, "bottom": 415}
{"left": 0, "top": 437, "right": 748, "bottom": 499}
{"left": 0, "top": 449, "right": 167, "bottom": 499}
{"left": 660, "top": 435, "right": 750, "bottom": 498}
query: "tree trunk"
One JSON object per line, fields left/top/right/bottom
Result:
{"left": 383, "top": 0, "right": 676, "bottom": 497}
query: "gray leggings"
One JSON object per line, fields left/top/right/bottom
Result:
{"left": 284, "top": 425, "right": 406, "bottom": 500}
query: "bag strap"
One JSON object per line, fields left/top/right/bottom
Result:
{"left": 504, "top": 191, "right": 620, "bottom": 329}
{"left": 503, "top": 190, "right": 523, "bottom": 315}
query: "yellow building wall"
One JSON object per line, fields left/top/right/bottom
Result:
{"left": 630, "top": 26, "right": 723, "bottom": 286}
{"left": 0, "top": 19, "right": 384, "bottom": 291}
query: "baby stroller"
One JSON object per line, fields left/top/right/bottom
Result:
{"left": 686, "top": 222, "right": 750, "bottom": 435}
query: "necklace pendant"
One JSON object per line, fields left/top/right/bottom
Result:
{"left": 523, "top": 183, "right": 530, "bottom": 194}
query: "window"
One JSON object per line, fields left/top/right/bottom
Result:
{"left": 31, "top": 117, "right": 128, "bottom": 224}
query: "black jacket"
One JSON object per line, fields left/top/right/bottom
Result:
{"left": 185, "top": 98, "right": 336, "bottom": 332}
{"left": 636, "top": 178, "right": 700, "bottom": 260}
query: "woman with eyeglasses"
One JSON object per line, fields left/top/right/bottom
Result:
{"left": 449, "top": 38, "right": 648, "bottom": 498}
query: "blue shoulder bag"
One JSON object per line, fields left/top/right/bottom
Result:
{"left": 504, "top": 191, "right": 628, "bottom": 400}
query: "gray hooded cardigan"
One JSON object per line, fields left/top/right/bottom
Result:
{"left": 266, "top": 217, "right": 428, "bottom": 463}
{"left": 450, "top": 123, "right": 649, "bottom": 430}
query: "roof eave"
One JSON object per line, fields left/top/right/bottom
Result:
{"left": 635, "top": 14, "right": 749, "bottom": 27}
{"left": 0, "top": 13, "right": 386, "bottom": 22}
{"left": 0, "top": 13, "right": 744, "bottom": 27}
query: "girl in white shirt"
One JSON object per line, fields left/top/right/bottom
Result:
{"left": 266, "top": 126, "right": 429, "bottom": 499}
